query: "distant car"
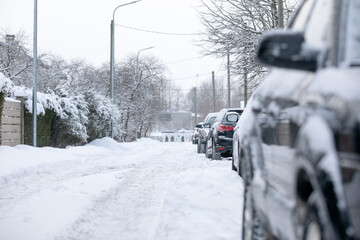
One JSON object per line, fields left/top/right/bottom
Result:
{"left": 192, "top": 123, "right": 203, "bottom": 144}
{"left": 237, "top": 0, "right": 360, "bottom": 239}
{"left": 205, "top": 108, "right": 243, "bottom": 160}
{"left": 197, "top": 112, "right": 219, "bottom": 153}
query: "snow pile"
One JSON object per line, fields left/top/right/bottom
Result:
{"left": 87, "top": 137, "right": 129, "bottom": 151}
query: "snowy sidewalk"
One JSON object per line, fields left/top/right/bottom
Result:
{"left": 0, "top": 138, "right": 243, "bottom": 240}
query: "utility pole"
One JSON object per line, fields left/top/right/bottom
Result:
{"left": 32, "top": 0, "right": 38, "bottom": 147}
{"left": 109, "top": 20, "right": 114, "bottom": 138}
{"left": 227, "top": 48, "right": 231, "bottom": 108}
{"left": 278, "top": 0, "right": 284, "bottom": 28}
{"left": 212, "top": 71, "right": 216, "bottom": 112}
{"left": 244, "top": 70, "right": 248, "bottom": 107}
{"left": 194, "top": 87, "right": 197, "bottom": 125}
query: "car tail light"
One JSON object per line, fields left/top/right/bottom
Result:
{"left": 217, "top": 125, "right": 234, "bottom": 131}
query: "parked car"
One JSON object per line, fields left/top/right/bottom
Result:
{"left": 197, "top": 112, "right": 219, "bottom": 153}
{"left": 237, "top": 0, "right": 360, "bottom": 239}
{"left": 192, "top": 123, "right": 203, "bottom": 144}
{"left": 205, "top": 108, "right": 243, "bottom": 160}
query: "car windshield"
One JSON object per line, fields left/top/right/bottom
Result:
{"left": 344, "top": 0, "right": 360, "bottom": 66}
{"left": 207, "top": 116, "right": 217, "bottom": 125}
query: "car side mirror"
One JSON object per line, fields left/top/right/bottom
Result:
{"left": 225, "top": 113, "right": 239, "bottom": 123}
{"left": 195, "top": 123, "right": 203, "bottom": 128}
{"left": 203, "top": 123, "right": 211, "bottom": 128}
{"left": 257, "top": 31, "right": 319, "bottom": 72}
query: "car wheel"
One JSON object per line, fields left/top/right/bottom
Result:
{"left": 200, "top": 142, "right": 205, "bottom": 153}
{"left": 197, "top": 140, "right": 201, "bottom": 153}
{"left": 242, "top": 183, "right": 264, "bottom": 240}
{"left": 301, "top": 191, "right": 339, "bottom": 240}
{"left": 212, "top": 141, "right": 221, "bottom": 160}
{"left": 231, "top": 158, "right": 237, "bottom": 171}
{"left": 205, "top": 141, "right": 212, "bottom": 158}
{"left": 304, "top": 208, "right": 322, "bottom": 240}
{"left": 242, "top": 150, "right": 264, "bottom": 240}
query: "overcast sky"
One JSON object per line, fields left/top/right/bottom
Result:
{"left": 0, "top": 0, "right": 226, "bottom": 90}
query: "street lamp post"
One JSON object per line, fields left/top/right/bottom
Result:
{"left": 33, "top": 0, "right": 38, "bottom": 147}
{"left": 135, "top": 46, "right": 155, "bottom": 82}
{"left": 110, "top": 0, "right": 141, "bottom": 138}
{"left": 134, "top": 46, "right": 155, "bottom": 141}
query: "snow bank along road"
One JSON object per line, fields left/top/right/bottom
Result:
{"left": 0, "top": 138, "right": 244, "bottom": 240}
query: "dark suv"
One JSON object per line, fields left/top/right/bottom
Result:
{"left": 236, "top": 0, "right": 360, "bottom": 239}
{"left": 205, "top": 108, "right": 242, "bottom": 160}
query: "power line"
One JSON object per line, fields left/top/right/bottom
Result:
{"left": 165, "top": 56, "right": 204, "bottom": 65}
{"left": 116, "top": 24, "right": 201, "bottom": 36}
{"left": 171, "top": 73, "right": 212, "bottom": 81}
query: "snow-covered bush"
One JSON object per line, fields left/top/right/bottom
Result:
{"left": 10, "top": 82, "right": 90, "bottom": 147}
{"left": 50, "top": 86, "right": 89, "bottom": 147}
{"left": 84, "top": 90, "right": 122, "bottom": 142}
{"left": 0, "top": 73, "right": 15, "bottom": 124}
{"left": 0, "top": 72, "right": 14, "bottom": 95}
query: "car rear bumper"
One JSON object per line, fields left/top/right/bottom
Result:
{"left": 215, "top": 137, "right": 233, "bottom": 155}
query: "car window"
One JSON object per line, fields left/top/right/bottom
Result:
{"left": 344, "top": 0, "right": 360, "bottom": 66}
{"left": 291, "top": 0, "right": 315, "bottom": 31}
{"left": 226, "top": 114, "right": 238, "bottom": 123}
{"left": 303, "top": 0, "right": 334, "bottom": 48}
{"left": 207, "top": 116, "right": 217, "bottom": 125}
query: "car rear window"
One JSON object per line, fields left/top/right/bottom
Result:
{"left": 344, "top": 0, "right": 360, "bottom": 66}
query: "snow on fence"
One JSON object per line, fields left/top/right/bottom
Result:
{"left": 0, "top": 98, "right": 24, "bottom": 146}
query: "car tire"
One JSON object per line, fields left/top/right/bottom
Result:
{"left": 294, "top": 118, "right": 341, "bottom": 240}
{"left": 212, "top": 140, "right": 221, "bottom": 160}
{"left": 200, "top": 142, "right": 205, "bottom": 153}
{"left": 242, "top": 183, "right": 264, "bottom": 240}
{"left": 231, "top": 158, "right": 237, "bottom": 171}
{"left": 242, "top": 149, "right": 264, "bottom": 240}
{"left": 301, "top": 190, "right": 339, "bottom": 240}
{"left": 304, "top": 205, "right": 322, "bottom": 240}
{"left": 197, "top": 140, "right": 201, "bottom": 153}
{"left": 205, "top": 141, "right": 212, "bottom": 158}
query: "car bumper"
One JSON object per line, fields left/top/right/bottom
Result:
{"left": 215, "top": 137, "right": 233, "bottom": 154}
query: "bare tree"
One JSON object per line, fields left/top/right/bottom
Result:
{"left": 198, "top": 0, "right": 299, "bottom": 102}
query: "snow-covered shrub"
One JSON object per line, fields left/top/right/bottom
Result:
{"left": 13, "top": 85, "right": 62, "bottom": 116}
{"left": 50, "top": 86, "right": 89, "bottom": 147}
{"left": 0, "top": 72, "right": 14, "bottom": 95}
{"left": 84, "top": 90, "right": 122, "bottom": 142}
{"left": 0, "top": 72, "right": 15, "bottom": 124}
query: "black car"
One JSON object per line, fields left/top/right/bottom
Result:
{"left": 197, "top": 112, "right": 219, "bottom": 154}
{"left": 205, "top": 108, "right": 242, "bottom": 160}
{"left": 235, "top": 0, "right": 360, "bottom": 239}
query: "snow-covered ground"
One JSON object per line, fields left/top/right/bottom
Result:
{"left": 0, "top": 138, "right": 244, "bottom": 240}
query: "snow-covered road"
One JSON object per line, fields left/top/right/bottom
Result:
{"left": 0, "top": 138, "right": 244, "bottom": 240}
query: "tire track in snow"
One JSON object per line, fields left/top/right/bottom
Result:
{"left": 56, "top": 143, "right": 212, "bottom": 240}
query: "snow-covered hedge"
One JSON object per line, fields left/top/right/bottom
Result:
{"left": 0, "top": 72, "right": 122, "bottom": 147}
{"left": 0, "top": 73, "right": 15, "bottom": 123}
{"left": 85, "top": 90, "right": 122, "bottom": 142}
